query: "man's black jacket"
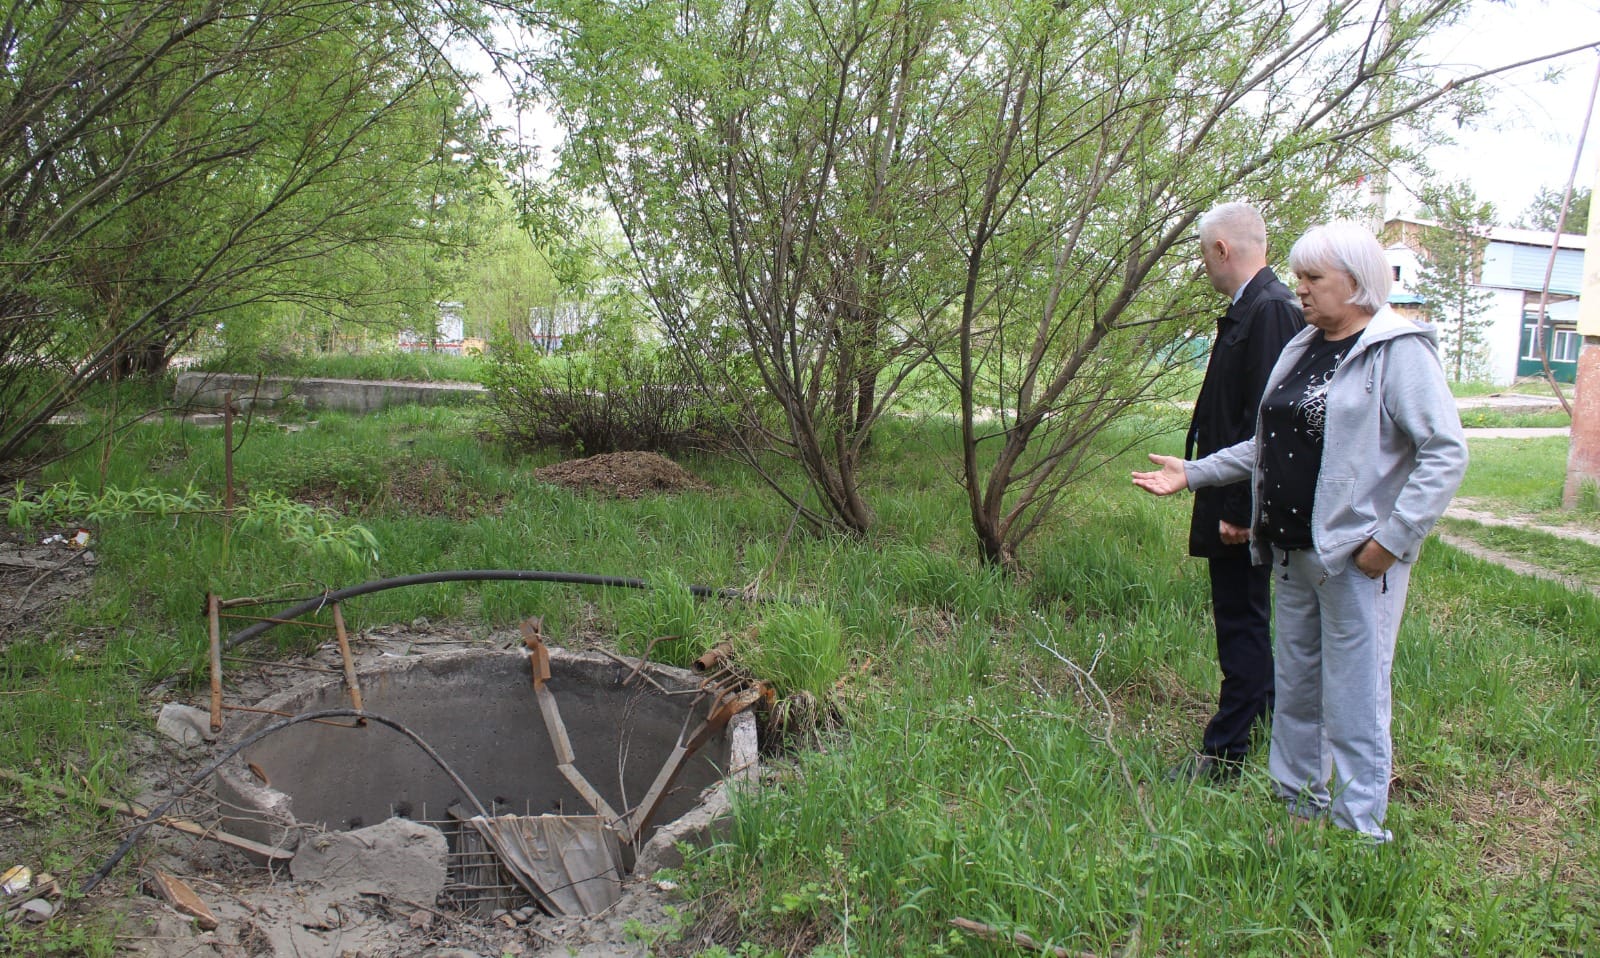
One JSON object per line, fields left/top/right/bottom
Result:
{"left": 1185, "top": 266, "right": 1304, "bottom": 558}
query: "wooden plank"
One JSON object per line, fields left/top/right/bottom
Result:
{"left": 145, "top": 870, "right": 218, "bottom": 930}
{"left": 556, "top": 763, "right": 621, "bottom": 826}
{"left": 207, "top": 593, "right": 223, "bottom": 733}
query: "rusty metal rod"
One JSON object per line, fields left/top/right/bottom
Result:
{"left": 207, "top": 593, "right": 223, "bottom": 733}
{"left": 223, "top": 392, "right": 234, "bottom": 516}
{"left": 331, "top": 603, "right": 366, "bottom": 725}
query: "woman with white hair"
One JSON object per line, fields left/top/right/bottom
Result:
{"left": 1133, "top": 221, "right": 1468, "bottom": 841}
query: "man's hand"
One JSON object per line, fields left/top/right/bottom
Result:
{"left": 1131, "top": 454, "right": 1189, "bottom": 496}
{"left": 1218, "top": 519, "right": 1250, "bottom": 545}
{"left": 1353, "top": 537, "right": 1397, "bottom": 579}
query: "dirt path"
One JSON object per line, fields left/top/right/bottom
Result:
{"left": 1433, "top": 531, "right": 1600, "bottom": 599}
{"left": 1439, "top": 497, "right": 1600, "bottom": 599}
{"left": 1444, "top": 499, "right": 1600, "bottom": 549}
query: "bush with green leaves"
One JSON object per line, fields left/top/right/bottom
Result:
{"left": 481, "top": 316, "right": 742, "bottom": 456}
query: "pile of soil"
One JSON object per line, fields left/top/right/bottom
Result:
{"left": 533, "top": 452, "right": 709, "bottom": 499}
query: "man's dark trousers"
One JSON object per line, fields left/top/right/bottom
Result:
{"left": 1186, "top": 265, "right": 1301, "bottom": 762}
{"left": 1203, "top": 553, "right": 1272, "bottom": 760}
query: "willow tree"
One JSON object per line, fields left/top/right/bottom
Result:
{"left": 0, "top": 0, "right": 490, "bottom": 474}
{"left": 525, "top": 0, "right": 1555, "bottom": 565}
{"left": 927, "top": 0, "right": 1487, "bottom": 567}
{"left": 528, "top": 0, "right": 960, "bottom": 534}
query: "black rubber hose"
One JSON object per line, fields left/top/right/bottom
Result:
{"left": 224, "top": 569, "right": 751, "bottom": 651}
{"left": 80, "top": 708, "right": 490, "bottom": 896}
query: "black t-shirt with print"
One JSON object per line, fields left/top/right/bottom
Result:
{"left": 1256, "top": 330, "right": 1357, "bottom": 550}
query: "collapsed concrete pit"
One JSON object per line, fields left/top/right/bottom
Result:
{"left": 215, "top": 647, "right": 756, "bottom": 918}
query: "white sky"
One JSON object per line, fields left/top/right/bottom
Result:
{"left": 1394, "top": 0, "right": 1600, "bottom": 222}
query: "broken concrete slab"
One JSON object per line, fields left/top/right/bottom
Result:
{"left": 155, "top": 703, "right": 215, "bottom": 747}
{"left": 289, "top": 817, "right": 446, "bottom": 905}
{"left": 635, "top": 778, "right": 737, "bottom": 876}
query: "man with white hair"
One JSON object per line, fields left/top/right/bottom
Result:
{"left": 1170, "top": 202, "right": 1304, "bottom": 784}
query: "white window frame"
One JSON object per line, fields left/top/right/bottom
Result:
{"left": 1552, "top": 328, "right": 1581, "bottom": 363}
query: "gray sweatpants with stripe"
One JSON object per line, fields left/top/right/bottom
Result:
{"left": 1268, "top": 546, "right": 1413, "bottom": 842}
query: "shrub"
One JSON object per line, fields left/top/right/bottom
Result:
{"left": 481, "top": 318, "right": 741, "bottom": 456}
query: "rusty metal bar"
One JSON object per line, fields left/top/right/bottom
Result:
{"left": 626, "top": 685, "right": 763, "bottom": 843}
{"left": 207, "top": 593, "right": 223, "bottom": 733}
{"left": 331, "top": 602, "right": 366, "bottom": 726}
{"left": 223, "top": 392, "right": 235, "bottom": 516}
{"left": 692, "top": 642, "right": 733, "bottom": 673}
{"left": 521, "top": 617, "right": 623, "bottom": 827}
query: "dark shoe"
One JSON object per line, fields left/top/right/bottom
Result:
{"left": 1165, "top": 753, "right": 1243, "bottom": 785}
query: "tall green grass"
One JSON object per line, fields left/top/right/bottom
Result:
{"left": 1, "top": 401, "right": 1596, "bottom": 955}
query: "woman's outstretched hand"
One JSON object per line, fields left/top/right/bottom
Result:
{"left": 1131, "top": 454, "right": 1189, "bottom": 496}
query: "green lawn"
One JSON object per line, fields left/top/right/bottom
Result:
{"left": 1, "top": 401, "right": 1596, "bottom": 957}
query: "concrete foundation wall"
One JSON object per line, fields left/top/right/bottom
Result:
{"left": 174, "top": 371, "right": 484, "bottom": 414}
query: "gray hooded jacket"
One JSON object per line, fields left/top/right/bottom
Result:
{"left": 1183, "top": 307, "right": 1468, "bottom": 573}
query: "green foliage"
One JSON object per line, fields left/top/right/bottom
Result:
{"left": 1437, "top": 520, "right": 1600, "bottom": 586}
{"left": 2, "top": 398, "right": 1597, "bottom": 954}
{"left": 0, "top": 0, "right": 492, "bottom": 472}
{"left": 1454, "top": 436, "right": 1574, "bottom": 513}
{"left": 481, "top": 317, "right": 743, "bottom": 455}
{"left": 1456, "top": 409, "right": 1571, "bottom": 429}
{"left": 613, "top": 573, "right": 706, "bottom": 668}
{"left": 1515, "top": 185, "right": 1591, "bottom": 234}
{"left": 233, "top": 491, "right": 382, "bottom": 569}
{"left": 739, "top": 603, "right": 850, "bottom": 702}
{"left": 193, "top": 349, "right": 485, "bottom": 385}
{"left": 0, "top": 917, "right": 114, "bottom": 958}
{"left": 455, "top": 178, "right": 612, "bottom": 345}
{"left": 527, "top": 0, "right": 1482, "bottom": 563}
{"left": 3, "top": 481, "right": 379, "bottom": 570}
{"left": 4, "top": 480, "right": 210, "bottom": 528}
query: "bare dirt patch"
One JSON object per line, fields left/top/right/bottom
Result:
{"left": 1432, "top": 531, "right": 1600, "bottom": 600}
{"left": 1446, "top": 497, "right": 1600, "bottom": 549}
{"left": 533, "top": 452, "right": 708, "bottom": 500}
{"left": 1448, "top": 774, "right": 1593, "bottom": 887}
{"left": 0, "top": 526, "right": 99, "bottom": 645}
